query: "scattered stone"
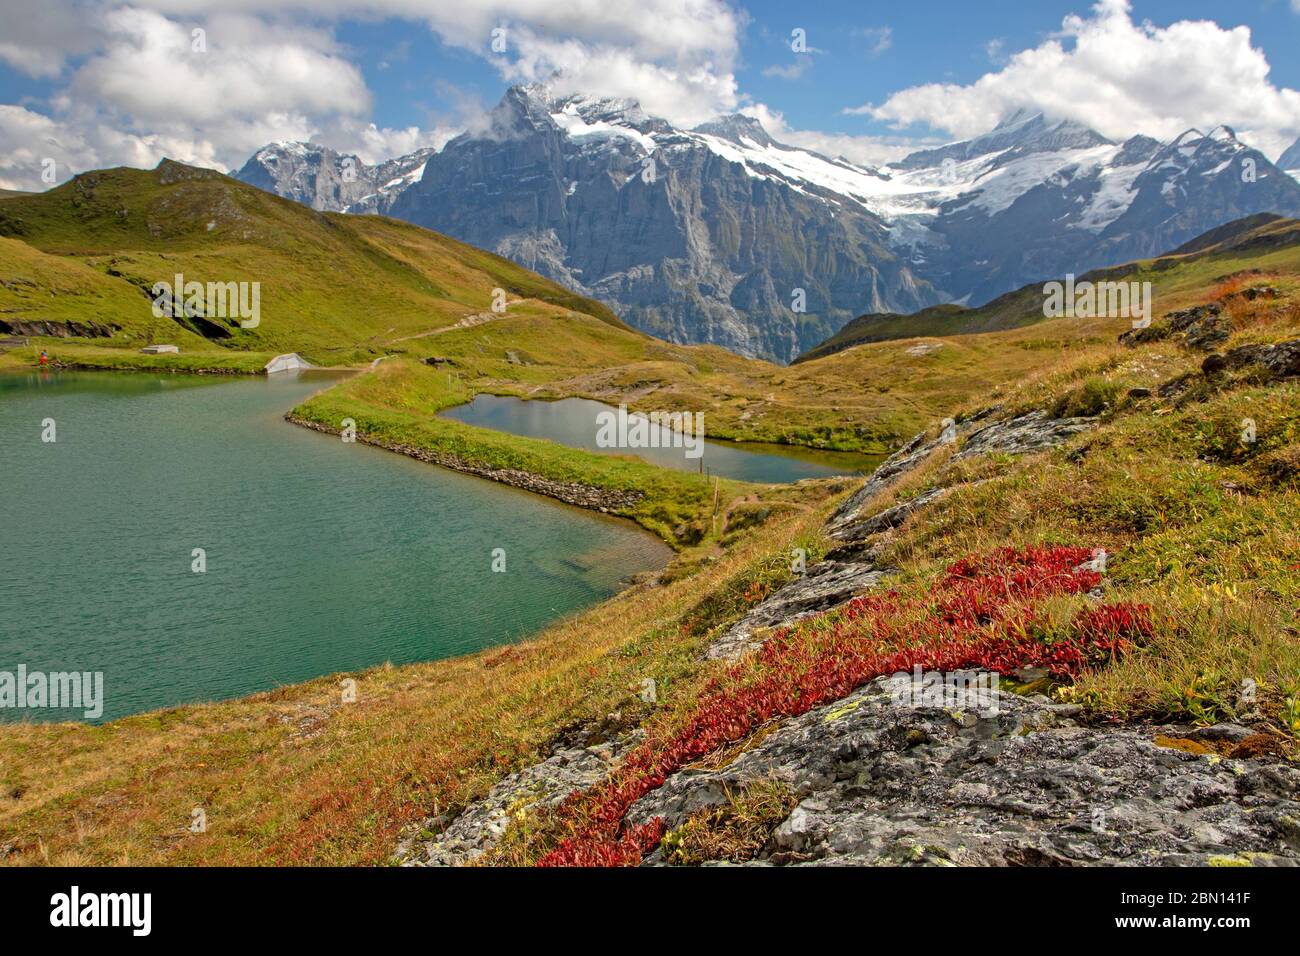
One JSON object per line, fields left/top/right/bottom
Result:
{"left": 905, "top": 342, "right": 944, "bottom": 357}
{"left": 1123, "top": 302, "right": 1232, "bottom": 352}
{"left": 1194, "top": 723, "right": 1255, "bottom": 744}
{"left": 1158, "top": 372, "right": 1197, "bottom": 398}
{"left": 1118, "top": 324, "right": 1170, "bottom": 347}
{"left": 1221, "top": 339, "right": 1300, "bottom": 380}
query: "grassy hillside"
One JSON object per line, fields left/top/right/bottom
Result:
{"left": 796, "top": 214, "right": 1300, "bottom": 363}
{"left": 0, "top": 160, "right": 629, "bottom": 365}
{"left": 300, "top": 211, "right": 1300, "bottom": 455}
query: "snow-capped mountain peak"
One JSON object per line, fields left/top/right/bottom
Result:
{"left": 235, "top": 84, "right": 1300, "bottom": 363}
{"left": 893, "top": 110, "right": 1113, "bottom": 173}
{"left": 691, "top": 114, "right": 778, "bottom": 149}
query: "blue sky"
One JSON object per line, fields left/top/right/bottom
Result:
{"left": 342, "top": 0, "right": 1300, "bottom": 152}
{"left": 3, "top": 0, "right": 1300, "bottom": 189}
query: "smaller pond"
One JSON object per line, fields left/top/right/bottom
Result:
{"left": 441, "top": 395, "right": 880, "bottom": 484}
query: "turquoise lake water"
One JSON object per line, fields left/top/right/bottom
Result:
{"left": 0, "top": 370, "right": 671, "bottom": 722}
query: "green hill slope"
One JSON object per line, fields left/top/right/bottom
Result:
{"left": 0, "top": 159, "right": 631, "bottom": 364}
{"left": 795, "top": 213, "right": 1300, "bottom": 363}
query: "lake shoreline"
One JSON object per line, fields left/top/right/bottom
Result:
{"left": 2, "top": 368, "right": 674, "bottom": 723}
{"left": 2, "top": 345, "right": 889, "bottom": 457}
{"left": 285, "top": 412, "right": 648, "bottom": 515}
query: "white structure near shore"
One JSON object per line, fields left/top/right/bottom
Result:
{"left": 140, "top": 344, "right": 179, "bottom": 354}
{"left": 264, "top": 353, "right": 314, "bottom": 374}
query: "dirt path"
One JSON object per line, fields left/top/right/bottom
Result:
{"left": 385, "top": 311, "right": 503, "bottom": 345}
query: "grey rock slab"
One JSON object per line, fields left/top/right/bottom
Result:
{"left": 627, "top": 678, "right": 1300, "bottom": 867}
{"left": 954, "top": 411, "right": 1096, "bottom": 461}
{"left": 705, "top": 561, "right": 894, "bottom": 661}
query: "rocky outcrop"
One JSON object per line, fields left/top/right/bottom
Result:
{"left": 831, "top": 487, "right": 949, "bottom": 544}
{"left": 397, "top": 724, "right": 645, "bottom": 867}
{"left": 627, "top": 678, "right": 1300, "bottom": 866}
{"left": 1220, "top": 339, "right": 1300, "bottom": 379}
{"left": 829, "top": 409, "right": 1094, "bottom": 534}
{"left": 706, "top": 559, "right": 894, "bottom": 661}
{"left": 0, "top": 318, "right": 118, "bottom": 338}
{"left": 285, "top": 414, "right": 643, "bottom": 514}
{"left": 827, "top": 418, "right": 962, "bottom": 532}
{"left": 955, "top": 410, "right": 1097, "bottom": 460}
{"left": 715, "top": 408, "right": 1096, "bottom": 667}
{"left": 1123, "top": 302, "right": 1232, "bottom": 351}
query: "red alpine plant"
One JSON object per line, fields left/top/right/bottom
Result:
{"left": 535, "top": 546, "right": 1152, "bottom": 867}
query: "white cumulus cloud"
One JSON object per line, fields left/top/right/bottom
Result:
{"left": 852, "top": 0, "right": 1300, "bottom": 160}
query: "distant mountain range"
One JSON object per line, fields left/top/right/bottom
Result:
{"left": 795, "top": 212, "right": 1300, "bottom": 363}
{"left": 237, "top": 85, "right": 1300, "bottom": 363}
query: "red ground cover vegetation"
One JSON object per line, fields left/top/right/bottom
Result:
{"left": 536, "top": 546, "right": 1152, "bottom": 866}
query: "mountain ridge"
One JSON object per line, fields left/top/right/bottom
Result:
{"left": 232, "top": 88, "right": 1300, "bottom": 363}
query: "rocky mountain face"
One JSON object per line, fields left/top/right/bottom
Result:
{"left": 234, "top": 142, "right": 433, "bottom": 215}
{"left": 384, "top": 87, "right": 937, "bottom": 362}
{"left": 237, "top": 88, "right": 1300, "bottom": 362}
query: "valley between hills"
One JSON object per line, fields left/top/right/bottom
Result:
{"left": 0, "top": 161, "right": 1298, "bottom": 866}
